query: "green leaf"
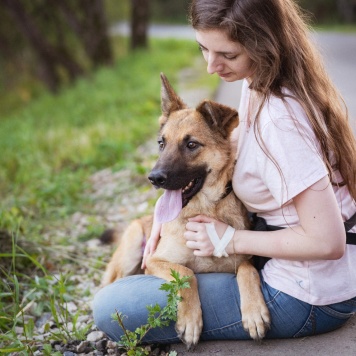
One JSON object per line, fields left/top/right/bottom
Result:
{"left": 42, "top": 343, "right": 53, "bottom": 356}
{"left": 44, "top": 323, "right": 50, "bottom": 332}
{"left": 24, "top": 318, "right": 34, "bottom": 339}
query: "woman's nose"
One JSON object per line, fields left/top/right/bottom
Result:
{"left": 207, "top": 54, "right": 223, "bottom": 74}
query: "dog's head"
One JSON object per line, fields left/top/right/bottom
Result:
{"left": 149, "top": 73, "right": 239, "bottom": 222}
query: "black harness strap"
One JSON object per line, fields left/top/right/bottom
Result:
{"left": 344, "top": 212, "right": 356, "bottom": 245}
{"left": 344, "top": 211, "right": 356, "bottom": 232}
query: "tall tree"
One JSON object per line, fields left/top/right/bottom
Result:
{"left": 130, "top": 0, "right": 150, "bottom": 50}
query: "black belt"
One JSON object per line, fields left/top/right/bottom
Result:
{"left": 251, "top": 211, "right": 356, "bottom": 270}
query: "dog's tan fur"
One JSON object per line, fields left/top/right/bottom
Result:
{"left": 102, "top": 74, "right": 270, "bottom": 348}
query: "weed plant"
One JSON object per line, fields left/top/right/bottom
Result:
{"left": 114, "top": 270, "right": 190, "bottom": 356}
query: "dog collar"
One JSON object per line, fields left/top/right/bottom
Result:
{"left": 220, "top": 181, "right": 233, "bottom": 200}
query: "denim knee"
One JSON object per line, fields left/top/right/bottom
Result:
{"left": 93, "top": 283, "right": 124, "bottom": 341}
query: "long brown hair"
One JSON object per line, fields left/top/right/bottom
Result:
{"left": 189, "top": 0, "right": 356, "bottom": 201}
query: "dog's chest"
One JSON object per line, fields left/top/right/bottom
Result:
{"left": 153, "top": 199, "right": 250, "bottom": 271}
{"left": 155, "top": 221, "right": 249, "bottom": 273}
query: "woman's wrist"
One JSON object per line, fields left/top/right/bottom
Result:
{"left": 226, "top": 230, "right": 239, "bottom": 255}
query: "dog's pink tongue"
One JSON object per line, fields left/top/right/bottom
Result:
{"left": 154, "top": 189, "right": 182, "bottom": 223}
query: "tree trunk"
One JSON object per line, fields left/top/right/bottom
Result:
{"left": 130, "top": 0, "right": 150, "bottom": 50}
{"left": 51, "top": 0, "right": 113, "bottom": 67}
{"left": 85, "top": 0, "right": 113, "bottom": 66}
{"left": 3, "top": 0, "right": 84, "bottom": 92}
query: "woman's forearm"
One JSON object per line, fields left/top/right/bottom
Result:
{"left": 227, "top": 225, "right": 345, "bottom": 261}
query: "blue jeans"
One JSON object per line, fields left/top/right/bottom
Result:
{"left": 93, "top": 273, "right": 356, "bottom": 343}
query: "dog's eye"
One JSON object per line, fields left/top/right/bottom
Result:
{"left": 187, "top": 141, "right": 198, "bottom": 150}
{"left": 158, "top": 140, "right": 164, "bottom": 150}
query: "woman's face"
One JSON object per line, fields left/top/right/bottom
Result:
{"left": 195, "top": 29, "right": 255, "bottom": 83}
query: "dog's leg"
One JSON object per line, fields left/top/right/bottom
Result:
{"left": 237, "top": 260, "right": 271, "bottom": 340}
{"left": 146, "top": 259, "right": 203, "bottom": 349}
{"left": 101, "top": 219, "right": 147, "bottom": 287}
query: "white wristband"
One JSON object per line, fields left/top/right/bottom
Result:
{"left": 205, "top": 223, "right": 235, "bottom": 258}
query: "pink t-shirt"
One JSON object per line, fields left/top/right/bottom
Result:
{"left": 233, "top": 80, "right": 356, "bottom": 305}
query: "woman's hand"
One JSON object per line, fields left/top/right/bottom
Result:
{"left": 184, "top": 215, "right": 231, "bottom": 256}
{"left": 141, "top": 219, "right": 162, "bottom": 269}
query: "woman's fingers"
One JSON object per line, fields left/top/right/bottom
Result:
{"left": 142, "top": 242, "right": 155, "bottom": 269}
{"left": 185, "top": 221, "right": 205, "bottom": 234}
{"left": 184, "top": 223, "right": 215, "bottom": 256}
{"left": 185, "top": 239, "right": 199, "bottom": 250}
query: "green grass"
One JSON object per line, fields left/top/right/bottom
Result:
{"left": 314, "top": 23, "right": 356, "bottom": 33}
{"left": 0, "top": 36, "right": 218, "bottom": 352}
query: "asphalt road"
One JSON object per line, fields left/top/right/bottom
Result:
{"left": 314, "top": 32, "right": 356, "bottom": 134}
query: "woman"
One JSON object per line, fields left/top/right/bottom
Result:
{"left": 93, "top": 0, "right": 356, "bottom": 343}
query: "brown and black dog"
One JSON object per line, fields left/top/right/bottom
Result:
{"left": 102, "top": 73, "right": 270, "bottom": 348}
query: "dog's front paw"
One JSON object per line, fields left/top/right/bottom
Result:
{"left": 241, "top": 301, "right": 271, "bottom": 340}
{"left": 175, "top": 305, "right": 203, "bottom": 349}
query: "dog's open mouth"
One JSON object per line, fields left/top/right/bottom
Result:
{"left": 182, "top": 177, "right": 203, "bottom": 207}
{"left": 154, "top": 176, "right": 205, "bottom": 224}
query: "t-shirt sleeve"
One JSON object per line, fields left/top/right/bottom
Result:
{"left": 256, "top": 113, "right": 328, "bottom": 207}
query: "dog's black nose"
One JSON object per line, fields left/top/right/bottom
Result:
{"left": 148, "top": 170, "right": 167, "bottom": 187}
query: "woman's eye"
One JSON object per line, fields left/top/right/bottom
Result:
{"left": 224, "top": 54, "right": 238, "bottom": 60}
{"left": 198, "top": 45, "right": 207, "bottom": 52}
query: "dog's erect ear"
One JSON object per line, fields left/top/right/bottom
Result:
{"left": 196, "top": 100, "right": 239, "bottom": 138}
{"left": 160, "top": 73, "right": 187, "bottom": 118}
